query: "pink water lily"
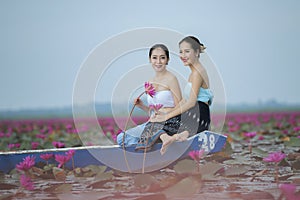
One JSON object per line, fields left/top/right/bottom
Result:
{"left": 123, "top": 82, "right": 156, "bottom": 138}
{"left": 264, "top": 151, "right": 286, "bottom": 183}
{"left": 149, "top": 104, "right": 163, "bottom": 114}
{"left": 244, "top": 131, "right": 257, "bottom": 154}
{"left": 280, "top": 183, "right": 296, "bottom": 195}
{"left": 52, "top": 141, "right": 65, "bottom": 148}
{"left": 279, "top": 183, "right": 300, "bottom": 200}
{"left": 188, "top": 149, "right": 205, "bottom": 173}
{"left": 258, "top": 135, "right": 265, "bottom": 140}
{"left": 65, "top": 149, "right": 75, "bottom": 159}
{"left": 8, "top": 143, "right": 21, "bottom": 149}
{"left": 65, "top": 149, "right": 76, "bottom": 170}
{"left": 31, "top": 142, "right": 39, "bottom": 149}
{"left": 112, "top": 134, "right": 117, "bottom": 142}
{"left": 55, "top": 154, "right": 71, "bottom": 168}
{"left": 36, "top": 133, "right": 46, "bottom": 139}
{"left": 16, "top": 156, "right": 35, "bottom": 171}
{"left": 40, "top": 153, "right": 53, "bottom": 161}
{"left": 188, "top": 149, "right": 205, "bottom": 162}
{"left": 293, "top": 126, "right": 300, "bottom": 132}
{"left": 122, "top": 82, "right": 156, "bottom": 173}
{"left": 20, "top": 174, "right": 34, "bottom": 190}
{"left": 144, "top": 82, "right": 156, "bottom": 97}
{"left": 263, "top": 151, "right": 286, "bottom": 163}
{"left": 244, "top": 131, "right": 257, "bottom": 138}
{"left": 7, "top": 143, "right": 15, "bottom": 149}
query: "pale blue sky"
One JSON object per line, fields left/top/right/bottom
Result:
{"left": 0, "top": 0, "right": 299, "bottom": 111}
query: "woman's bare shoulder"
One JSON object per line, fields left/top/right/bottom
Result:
{"left": 166, "top": 70, "right": 179, "bottom": 80}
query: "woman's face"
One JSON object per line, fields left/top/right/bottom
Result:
{"left": 149, "top": 48, "right": 169, "bottom": 72}
{"left": 179, "top": 41, "right": 198, "bottom": 66}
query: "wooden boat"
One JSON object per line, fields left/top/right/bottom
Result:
{"left": 0, "top": 131, "right": 227, "bottom": 173}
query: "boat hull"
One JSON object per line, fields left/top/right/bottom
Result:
{"left": 0, "top": 131, "right": 227, "bottom": 173}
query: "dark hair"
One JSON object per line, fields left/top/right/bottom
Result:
{"left": 179, "top": 36, "right": 206, "bottom": 53}
{"left": 149, "top": 44, "right": 170, "bottom": 60}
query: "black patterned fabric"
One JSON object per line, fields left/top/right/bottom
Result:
{"left": 178, "top": 101, "right": 211, "bottom": 136}
{"left": 161, "top": 115, "right": 181, "bottom": 135}
{"left": 135, "top": 101, "right": 210, "bottom": 150}
{"left": 137, "top": 115, "right": 181, "bottom": 145}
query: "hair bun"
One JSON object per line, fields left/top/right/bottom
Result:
{"left": 179, "top": 36, "right": 207, "bottom": 54}
{"left": 200, "top": 44, "right": 206, "bottom": 53}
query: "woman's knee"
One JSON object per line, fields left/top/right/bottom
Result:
{"left": 116, "top": 132, "right": 124, "bottom": 145}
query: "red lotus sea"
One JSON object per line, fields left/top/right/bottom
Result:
{"left": 1, "top": 111, "right": 300, "bottom": 199}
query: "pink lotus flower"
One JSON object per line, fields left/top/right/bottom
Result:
{"left": 282, "top": 130, "right": 289, "bottom": 135}
{"left": 112, "top": 134, "right": 117, "bottom": 142}
{"left": 144, "top": 82, "right": 156, "bottom": 97}
{"left": 65, "top": 124, "right": 73, "bottom": 129}
{"left": 8, "top": 143, "right": 21, "bottom": 149}
{"left": 258, "top": 135, "right": 265, "bottom": 140}
{"left": 36, "top": 133, "right": 46, "bottom": 139}
{"left": 5, "top": 132, "right": 12, "bottom": 138}
{"left": 188, "top": 149, "right": 205, "bottom": 173}
{"left": 52, "top": 141, "right": 65, "bottom": 148}
{"left": 86, "top": 142, "right": 94, "bottom": 146}
{"left": 280, "top": 183, "right": 296, "bottom": 195}
{"left": 40, "top": 153, "right": 53, "bottom": 161}
{"left": 263, "top": 151, "right": 286, "bottom": 163}
{"left": 149, "top": 104, "right": 163, "bottom": 114}
{"left": 264, "top": 152, "right": 286, "bottom": 183}
{"left": 20, "top": 174, "right": 34, "bottom": 190}
{"left": 8, "top": 143, "right": 15, "bottom": 149}
{"left": 188, "top": 149, "right": 205, "bottom": 162}
{"left": 16, "top": 156, "right": 35, "bottom": 171}
{"left": 122, "top": 82, "right": 156, "bottom": 148}
{"left": 279, "top": 183, "right": 300, "bottom": 200}
{"left": 244, "top": 131, "right": 257, "bottom": 138}
{"left": 31, "top": 142, "right": 39, "bottom": 149}
{"left": 55, "top": 154, "right": 71, "bottom": 168}
{"left": 293, "top": 126, "right": 300, "bottom": 132}
{"left": 65, "top": 149, "right": 76, "bottom": 170}
{"left": 228, "top": 125, "right": 240, "bottom": 132}
{"left": 227, "top": 121, "right": 235, "bottom": 127}
{"left": 65, "top": 149, "right": 75, "bottom": 159}
{"left": 244, "top": 132, "right": 256, "bottom": 154}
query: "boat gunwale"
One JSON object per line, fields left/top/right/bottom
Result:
{"left": 0, "top": 131, "right": 226, "bottom": 155}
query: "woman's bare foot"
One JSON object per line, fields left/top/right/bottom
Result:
{"left": 176, "top": 131, "right": 189, "bottom": 142}
{"left": 160, "top": 133, "right": 176, "bottom": 155}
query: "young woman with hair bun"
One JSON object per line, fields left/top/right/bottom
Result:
{"left": 151, "top": 36, "right": 213, "bottom": 155}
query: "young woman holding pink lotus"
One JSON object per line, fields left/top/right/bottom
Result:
{"left": 117, "top": 44, "right": 183, "bottom": 148}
